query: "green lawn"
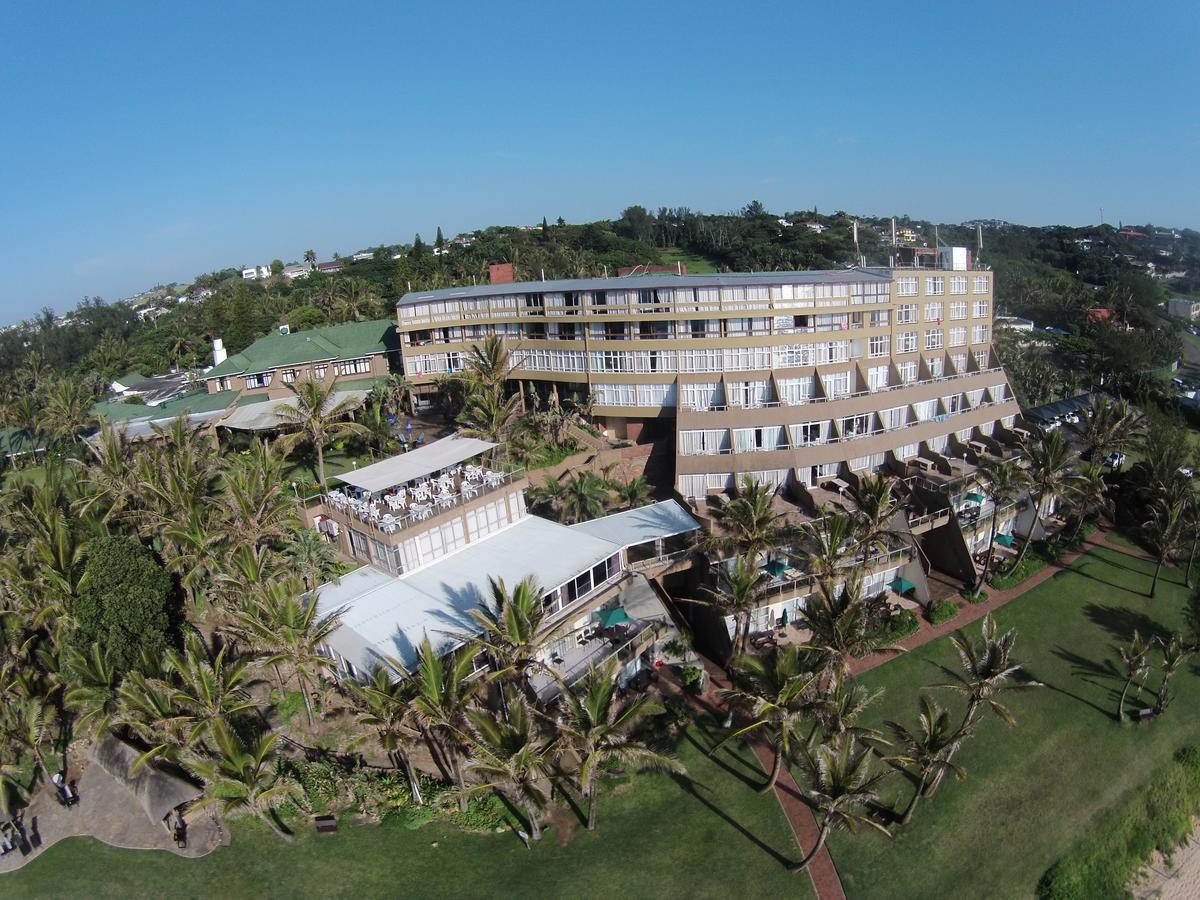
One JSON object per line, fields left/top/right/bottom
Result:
{"left": 829, "top": 536, "right": 1200, "bottom": 900}
{"left": 659, "top": 248, "right": 720, "bottom": 275}
{"left": 5, "top": 719, "right": 813, "bottom": 900}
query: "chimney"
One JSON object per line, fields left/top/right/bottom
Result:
{"left": 488, "top": 263, "right": 515, "bottom": 284}
{"left": 212, "top": 338, "right": 227, "bottom": 366}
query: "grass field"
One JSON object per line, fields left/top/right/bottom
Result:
{"left": 659, "top": 248, "right": 720, "bottom": 274}
{"left": 4, "top": 719, "right": 813, "bottom": 900}
{"left": 828, "top": 535, "right": 1200, "bottom": 900}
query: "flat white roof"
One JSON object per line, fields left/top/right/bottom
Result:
{"left": 336, "top": 435, "right": 497, "bottom": 493}
{"left": 569, "top": 500, "right": 699, "bottom": 548}
{"left": 219, "top": 390, "right": 369, "bottom": 431}
{"left": 316, "top": 515, "right": 624, "bottom": 671}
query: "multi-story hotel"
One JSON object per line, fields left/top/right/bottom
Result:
{"left": 393, "top": 249, "right": 1020, "bottom": 501}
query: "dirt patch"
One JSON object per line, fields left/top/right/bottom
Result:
{"left": 549, "top": 805, "right": 579, "bottom": 847}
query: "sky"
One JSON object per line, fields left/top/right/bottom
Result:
{"left": 1, "top": 0, "right": 1197, "bottom": 324}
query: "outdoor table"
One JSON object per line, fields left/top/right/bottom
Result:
{"left": 914, "top": 457, "right": 936, "bottom": 472}
{"left": 483, "top": 471, "right": 503, "bottom": 487}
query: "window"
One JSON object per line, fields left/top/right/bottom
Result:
{"left": 867, "top": 365, "right": 889, "bottom": 391}
{"left": 973, "top": 300, "right": 989, "bottom": 318}
{"left": 949, "top": 300, "right": 967, "bottom": 320}
{"left": 880, "top": 406, "right": 907, "bottom": 430}
{"left": 950, "top": 275, "right": 968, "bottom": 295}
{"left": 925, "top": 276, "right": 945, "bottom": 296}
{"left": 949, "top": 327, "right": 967, "bottom": 347}
{"left": 337, "top": 357, "right": 372, "bottom": 375}
{"left": 774, "top": 344, "right": 813, "bottom": 368}
{"left": 896, "top": 304, "right": 917, "bottom": 324}
{"left": 868, "top": 334, "right": 889, "bottom": 358}
{"left": 897, "top": 331, "right": 917, "bottom": 353}
{"left": 972, "top": 325, "right": 989, "bottom": 344}
{"left": 636, "top": 383, "right": 676, "bottom": 407}
{"left": 592, "top": 383, "right": 636, "bottom": 406}
{"left": 942, "top": 393, "right": 963, "bottom": 414}
{"left": 973, "top": 276, "right": 990, "bottom": 293}
{"left": 840, "top": 414, "right": 872, "bottom": 439}
{"left": 924, "top": 329, "right": 944, "bottom": 350}
{"left": 951, "top": 353, "right": 967, "bottom": 373}
{"left": 635, "top": 350, "right": 675, "bottom": 373}
{"left": 728, "top": 380, "right": 769, "bottom": 408}
{"left": 897, "top": 277, "right": 918, "bottom": 297}
{"left": 723, "top": 346, "right": 772, "bottom": 371}
{"left": 678, "top": 348, "right": 722, "bottom": 372}
{"left": 733, "top": 426, "right": 784, "bottom": 452}
{"left": 679, "top": 429, "right": 728, "bottom": 455}
{"left": 924, "top": 302, "right": 943, "bottom": 322}
{"left": 822, "top": 371, "right": 851, "bottom": 398}
{"left": 913, "top": 399, "right": 937, "bottom": 422}
{"left": 790, "top": 421, "right": 826, "bottom": 446}
{"left": 894, "top": 443, "right": 918, "bottom": 460}
{"left": 975, "top": 350, "right": 990, "bottom": 369}
{"left": 244, "top": 373, "right": 270, "bottom": 389}
{"left": 680, "top": 382, "right": 721, "bottom": 411}
{"left": 777, "top": 377, "right": 814, "bottom": 405}
{"left": 868, "top": 310, "right": 890, "bottom": 327}
{"left": 596, "top": 351, "right": 631, "bottom": 372}
{"left": 281, "top": 368, "right": 299, "bottom": 384}
{"left": 928, "top": 357, "right": 944, "bottom": 378}
{"left": 897, "top": 360, "right": 918, "bottom": 383}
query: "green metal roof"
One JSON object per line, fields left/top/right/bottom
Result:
{"left": 92, "top": 389, "right": 254, "bottom": 423}
{"left": 206, "top": 320, "right": 398, "bottom": 379}
{"left": 0, "top": 427, "right": 44, "bottom": 457}
{"left": 113, "top": 370, "right": 146, "bottom": 386}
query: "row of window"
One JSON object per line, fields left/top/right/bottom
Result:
{"left": 896, "top": 275, "right": 990, "bottom": 297}
{"left": 241, "top": 357, "right": 373, "bottom": 389}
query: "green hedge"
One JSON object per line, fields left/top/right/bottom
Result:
{"left": 1038, "top": 746, "right": 1200, "bottom": 900}
{"left": 877, "top": 609, "right": 919, "bottom": 643}
{"left": 928, "top": 599, "right": 959, "bottom": 625}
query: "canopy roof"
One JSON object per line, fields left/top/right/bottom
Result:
{"left": 93, "top": 735, "right": 201, "bottom": 823}
{"left": 219, "top": 390, "right": 369, "bottom": 431}
{"left": 888, "top": 577, "right": 916, "bottom": 594}
{"left": 596, "top": 606, "right": 631, "bottom": 627}
{"left": 568, "top": 500, "right": 699, "bottom": 548}
{"left": 336, "top": 435, "right": 496, "bottom": 492}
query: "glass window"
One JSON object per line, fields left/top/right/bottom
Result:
{"left": 973, "top": 276, "right": 990, "bottom": 293}
{"left": 925, "top": 276, "right": 945, "bottom": 295}
{"left": 897, "top": 277, "right": 918, "bottom": 297}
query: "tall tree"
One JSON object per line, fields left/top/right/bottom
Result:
{"left": 189, "top": 723, "right": 297, "bottom": 842}
{"left": 1012, "top": 428, "right": 1073, "bottom": 569}
{"left": 885, "top": 695, "right": 967, "bottom": 825}
{"left": 277, "top": 378, "right": 367, "bottom": 489}
{"left": 1116, "top": 630, "right": 1151, "bottom": 724}
{"left": 706, "top": 476, "right": 788, "bottom": 561}
{"left": 1144, "top": 495, "right": 1187, "bottom": 598}
{"left": 974, "top": 457, "right": 1031, "bottom": 589}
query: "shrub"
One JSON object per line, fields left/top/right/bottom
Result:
{"left": 1038, "top": 746, "right": 1200, "bottom": 899}
{"left": 679, "top": 664, "right": 703, "bottom": 692}
{"left": 928, "top": 599, "right": 959, "bottom": 625}
{"left": 876, "top": 609, "right": 919, "bottom": 643}
{"left": 962, "top": 590, "right": 990, "bottom": 605}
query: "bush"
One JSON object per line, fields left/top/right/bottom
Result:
{"left": 928, "top": 599, "right": 959, "bottom": 625}
{"left": 876, "top": 609, "right": 919, "bottom": 643}
{"left": 962, "top": 590, "right": 990, "bottom": 605}
{"left": 679, "top": 664, "right": 703, "bottom": 692}
{"left": 1038, "top": 746, "right": 1200, "bottom": 900}
{"left": 71, "top": 535, "right": 179, "bottom": 672}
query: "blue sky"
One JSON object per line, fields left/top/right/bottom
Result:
{"left": 1, "top": 0, "right": 1197, "bottom": 323}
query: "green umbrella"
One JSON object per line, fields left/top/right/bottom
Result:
{"left": 995, "top": 533, "right": 1015, "bottom": 547}
{"left": 780, "top": 608, "right": 789, "bottom": 627}
{"left": 965, "top": 492, "right": 986, "bottom": 504}
{"left": 596, "top": 607, "right": 631, "bottom": 628}
{"left": 888, "top": 577, "right": 915, "bottom": 595}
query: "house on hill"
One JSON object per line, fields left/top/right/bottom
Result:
{"left": 203, "top": 319, "right": 399, "bottom": 398}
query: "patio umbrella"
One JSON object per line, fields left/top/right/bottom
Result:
{"left": 995, "top": 533, "right": 1015, "bottom": 547}
{"left": 888, "top": 577, "right": 916, "bottom": 595}
{"left": 780, "top": 608, "right": 789, "bottom": 627}
{"left": 596, "top": 606, "right": 631, "bottom": 628}
{"left": 965, "top": 492, "right": 986, "bottom": 504}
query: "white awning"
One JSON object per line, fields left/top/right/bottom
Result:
{"left": 335, "top": 434, "right": 497, "bottom": 493}
{"left": 219, "top": 390, "right": 369, "bottom": 431}
{"left": 569, "top": 500, "right": 700, "bottom": 549}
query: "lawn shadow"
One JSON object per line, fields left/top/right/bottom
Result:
{"left": 682, "top": 729, "right": 764, "bottom": 791}
{"left": 668, "top": 773, "right": 795, "bottom": 868}
{"left": 1081, "top": 602, "right": 1172, "bottom": 644}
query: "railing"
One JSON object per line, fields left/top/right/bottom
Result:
{"left": 311, "top": 469, "right": 525, "bottom": 539}
{"left": 908, "top": 508, "right": 952, "bottom": 531}
{"left": 535, "top": 621, "right": 659, "bottom": 701}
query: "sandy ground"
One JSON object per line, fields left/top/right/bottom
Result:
{"left": 1134, "top": 832, "right": 1200, "bottom": 899}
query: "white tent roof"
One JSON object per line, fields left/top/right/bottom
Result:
{"left": 336, "top": 435, "right": 497, "bottom": 493}
{"left": 219, "top": 390, "right": 369, "bottom": 431}
{"left": 569, "top": 500, "right": 700, "bottom": 549}
{"left": 316, "top": 515, "right": 624, "bottom": 671}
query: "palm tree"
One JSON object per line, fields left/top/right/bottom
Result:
{"left": 189, "top": 723, "right": 298, "bottom": 842}
{"left": 557, "top": 659, "right": 684, "bottom": 829}
{"left": 938, "top": 614, "right": 1039, "bottom": 738}
{"left": 1153, "top": 633, "right": 1190, "bottom": 715}
{"left": 462, "top": 690, "right": 558, "bottom": 843}
{"left": 465, "top": 575, "right": 548, "bottom": 695}
{"left": 1080, "top": 395, "right": 1140, "bottom": 461}
{"left": 847, "top": 475, "right": 905, "bottom": 559}
{"left": 1064, "top": 461, "right": 1110, "bottom": 541}
{"left": 63, "top": 643, "right": 122, "bottom": 738}
{"left": 217, "top": 438, "right": 299, "bottom": 551}
{"left": 376, "top": 373, "right": 415, "bottom": 419}
{"left": 1116, "top": 630, "right": 1152, "bottom": 724}
{"left": 720, "top": 646, "right": 821, "bottom": 792}
{"left": 41, "top": 376, "right": 96, "bottom": 448}
{"left": 1012, "top": 428, "right": 1073, "bottom": 569}
{"left": 610, "top": 475, "right": 652, "bottom": 511}
{"left": 885, "top": 695, "right": 967, "bottom": 825}
{"left": 232, "top": 578, "right": 341, "bottom": 726}
{"left": 285, "top": 529, "right": 341, "bottom": 591}
{"left": 797, "top": 576, "right": 898, "bottom": 679}
{"left": 163, "top": 633, "right": 261, "bottom": 748}
{"left": 349, "top": 665, "right": 425, "bottom": 804}
{"left": 559, "top": 471, "right": 609, "bottom": 524}
{"left": 464, "top": 335, "right": 513, "bottom": 395}
{"left": 973, "top": 457, "right": 1031, "bottom": 590}
{"left": 409, "top": 637, "right": 479, "bottom": 809}
{"left": 304, "top": 249, "right": 317, "bottom": 267}
{"left": 527, "top": 475, "right": 565, "bottom": 518}
{"left": 706, "top": 475, "right": 788, "bottom": 562}
{"left": 1145, "top": 495, "right": 1187, "bottom": 598}
{"left": 698, "top": 555, "right": 770, "bottom": 668}
{"left": 0, "top": 696, "right": 55, "bottom": 783}
{"left": 790, "top": 734, "right": 892, "bottom": 873}
{"left": 795, "top": 511, "right": 860, "bottom": 579}
{"left": 457, "top": 387, "right": 520, "bottom": 444}
{"left": 277, "top": 378, "right": 367, "bottom": 489}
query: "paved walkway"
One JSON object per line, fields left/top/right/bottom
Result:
{"left": 0, "top": 761, "right": 226, "bottom": 873}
